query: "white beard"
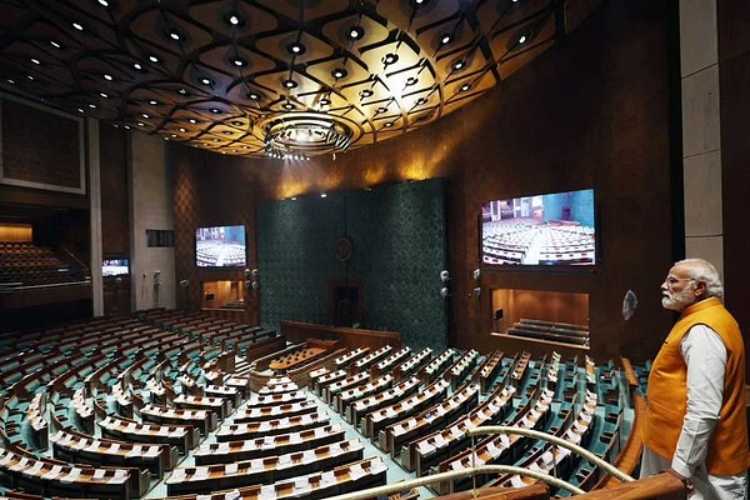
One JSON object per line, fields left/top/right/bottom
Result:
{"left": 661, "top": 287, "right": 695, "bottom": 312}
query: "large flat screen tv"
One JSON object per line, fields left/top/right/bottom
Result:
{"left": 195, "top": 225, "right": 247, "bottom": 268}
{"left": 481, "top": 189, "right": 596, "bottom": 267}
{"left": 102, "top": 258, "right": 129, "bottom": 277}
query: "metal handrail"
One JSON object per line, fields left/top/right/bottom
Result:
{"left": 469, "top": 425, "right": 635, "bottom": 483}
{"left": 322, "top": 465, "right": 585, "bottom": 500}
{"left": 321, "top": 424, "right": 633, "bottom": 500}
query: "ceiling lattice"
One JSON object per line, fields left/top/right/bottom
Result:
{"left": 0, "top": 0, "right": 601, "bottom": 158}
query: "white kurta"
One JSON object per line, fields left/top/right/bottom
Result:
{"left": 640, "top": 324, "right": 748, "bottom": 499}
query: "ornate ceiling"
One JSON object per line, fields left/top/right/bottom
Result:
{"left": 0, "top": 0, "right": 601, "bottom": 159}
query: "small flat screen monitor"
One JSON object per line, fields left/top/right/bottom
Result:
{"left": 195, "top": 225, "right": 247, "bottom": 268}
{"left": 102, "top": 258, "right": 129, "bottom": 277}
{"left": 481, "top": 188, "right": 596, "bottom": 267}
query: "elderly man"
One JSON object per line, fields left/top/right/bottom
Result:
{"left": 641, "top": 258, "right": 749, "bottom": 499}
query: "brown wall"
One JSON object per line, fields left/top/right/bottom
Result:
{"left": 100, "top": 125, "right": 130, "bottom": 257}
{"left": 169, "top": 1, "right": 680, "bottom": 364}
{"left": 170, "top": 145, "right": 260, "bottom": 324}
{"left": 718, "top": 0, "right": 750, "bottom": 358}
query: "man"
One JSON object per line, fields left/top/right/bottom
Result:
{"left": 642, "top": 258, "right": 749, "bottom": 499}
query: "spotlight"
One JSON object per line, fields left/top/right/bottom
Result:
{"left": 137, "top": 122, "right": 145, "bottom": 127}
{"left": 227, "top": 14, "right": 241, "bottom": 26}
{"left": 248, "top": 92, "right": 260, "bottom": 101}
{"left": 168, "top": 29, "right": 181, "bottom": 41}
{"left": 383, "top": 53, "right": 399, "bottom": 65}
{"left": 331, "top": 68, "right": 347, "bottom": 79}
{"left": 200, "top": 77, "right": 212, "bottom": 86}
{"left": 88, "top": 103, "right": 96, "bottom": 108}
{"left": 99, "top": 92, "right": 108, "bottom": 98}
{"left": 6, "top": 79, "right": 14, "bottom": 84}
{"left": 384, "top": 122, "right": 393, "bottom": 127}
{"left": 460, "top": 83, "right": 471, "bottom": 92}
{"left": 321, "top": 193, "right": 327, "bottom": 198}
{"left": 189, "top": 118, "right": 197, "bottom": 124}
{"left": 26, "top": 74, "right": 34, "bottom": 80}
{"left": 210, "top": 108, "right": 222, "bottom": 114}
{"left": 133, "top": 62, "right": 143, "bottom": 70}
{"left": 148, "top": 55, "right": 160, "bottom": 64}
{"left": 104, "top": 73, "right": 113, "bottom": 81}
{"left": 319, "top": 97, "right": 331, "bottom": 106}
{"left": 348, "top": 26, "right": 364, "bottom": 40}
{"left": 30, "top": 58, "right": 40, "bottom": 65}
{"left": 360, "top": 89, "right": 373, "bottom": 98}
{"left": 97, "top": 0, "right": 109, "bottom": 6}
{"left": 287, "top": 42, "right": 306, "bottom": 55}
{"left": 179, "top": 128, "right": 187, "bottom": 133}
{"left": 440, "top": 34, "right": 452, "bottom": 45}
{"left": 50, "top": 40, "right": 62, "bottom": 49}
{"left": 283, "top": 79, "right": 298, "bottom": 89}
{"left": 453, "top": 60, "right": 465, "bottom": 71}
{"left": 178, "top": 88, "right": 188, "bottom": 95}
{"left": 232, "top": 57, "right": 247, "bottom": 67}
{"left": 377, "top": 106, "right": 388, "bottom": 114}
{"left": 148, "top": 99, "right": 158, "bottom": 105}
{"left": 518, "top": 35, "right": 527, "bottom": 44}
{"left": 77, "top": 107, "right": 84, "bottom": 113}
{"left": 123, "top": 125, "right": 131, "bottom": 130}
{"left": 283, "top": 103, "right": 294, "bottom": 110}
{"left": 141, "top": 113, "right": 150, "bottom": 118}
{"left": 72, "top": 22, "right": 84, "bottom": 31}
{"left": 416, "top": 97, "right": 426, "bottom": 105}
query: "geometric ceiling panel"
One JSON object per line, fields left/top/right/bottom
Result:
{"left": 0, "top": 0, "right": 602, "bottom": 159}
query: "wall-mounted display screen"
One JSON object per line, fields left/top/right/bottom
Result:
{"left": 481, "top": 189, "right": 596, "bottom": 266}
{"left": 195, "top": 225, "right": 246, "bottom": 268}
{"left": 102, "top": 258, "right": 129, "bottom": 277}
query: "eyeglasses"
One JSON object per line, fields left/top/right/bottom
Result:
{"left": 663, "top": 276, "right": 694, "bottom": 289}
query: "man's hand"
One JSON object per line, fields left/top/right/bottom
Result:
{"left": 667, "top": 468, "right": 695, "bottom": 495}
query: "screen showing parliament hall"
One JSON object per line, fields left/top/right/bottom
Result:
{"left": 0, "top": 1, "right": 745, "bottom": 500}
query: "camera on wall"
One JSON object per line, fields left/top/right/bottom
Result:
{"left": 246, "top": 268, "right": 259, "bottom": 291}
{"left": 439, "top": 270, "right": 450, "bottom": 299}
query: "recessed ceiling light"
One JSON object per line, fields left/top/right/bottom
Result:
{"left": 440, "top": 34, "right": 452, "bottom": 46}
{"left": 377, "top": 106, "right": 388, "bottom": 113}
{"left": 88, "top": 103, "right": 96, "bottom": 109}
{"left": 99, "top": 92, "right": 108, "bottom": 98}
{"left": 518, "top": 35, "right": 527, "bottom": 44}
{"left": 360, "top": 89, "right": 373, "bottom": 98}
{"left": 97, "top": 0, "right": 109, "bottom": 6}
{"left": 189, "top": 118, "right": 197, "bottom": 124}
{"left": 141, "top": 113, "right": 149, "bottom": 119}
{"left": 6, "top": 79, "right": 14, "bottom": 84}
{"left": 384, "top": 122, "right": 393, "bottom": 127}
{"left": 179, "top": 128, "right": 187, "bottom": 133}
{"left": 200, "top": 77, "right": 212, "bottom": 86}
{"left": 148, "top": 55, "right": 159, "bottom": 63}
{"left": 283, "top": 79, "right": 298, "bottom": 89}
{"left": 30, "top": 58, "right": 40, "bottom": 65}
{"left": 77, "top": 107, "right": 84, "bottom": 113}
{"left": 416, "top": 97, "right": 426, "bottom": 105}
{"left": 137, "top": 122, "right": 145, "bottom": 127}
{"left": 320, "top": 97, "right": 331, "bottom": 106}
{"left": 133, "top": 62, "right": 143, "bottom": 70}
{"left": 320, "top": 193, "right": 327, "bottom": 198}
{"left": 453, "top": 60, "right": 465, "bottom": 70}
{"left": 348, "top": 26, "right": 364, "bottom": 40}
{"left": 148, "top": 99, "right": 158, "bottom": 105}
{"left": 228, "top": 14, "right": 241, "bottom": 26}
{"left": 223, "top": 131, "right": 233, "bottom": 136}
{"left": 210, "top": 108, "right": 222, "bottom": 114}
{"left": 232, "top": 57, "right": 246, "bottom": 67}
{"left": 331, "top": 68, "right": 347, "bottom": 79}
{"left": 460, "top": 83, "right": 471, "bottom": 92}
{"left": 123, "top": 125, "right": 131, "bottom": 130}
{"left": 168, "top": 29, "right": 181, "bottom": 41}
{"left": 283, "top": 103, "right": 294, "bottom": 110}
{"left": 405, "top": 76, "right": 418, "bottom": 86}
{"left": 415, "top": 0, "right": 425, "bottom": 4}
{"left": 247, "top": 92, "right": 260, "bottom": 101}
{"left": 178, "top": 88, "right": 188, "bottom": 95}
{"left": 26, "top": 74, "right": 34, "bottom": 80}
{"left": 171, "top": 134, "right": 177, "bottom": 138}
{"left": 72, "top": 22, "right": 84, "bottom": 31}
{"left": 50, "top": 40, "right": 62, "bottom": 49}
{"left": 103, "top": 73, "right": 113, "bottom": 81}
{"left": 287, "top": 42, "right": 306, "bottom": 55}
{"left": 384, "top": 53, "right": 399, "bottom": 65}
{"left": 232, "top": 120, "right": 243, "bottom": 126}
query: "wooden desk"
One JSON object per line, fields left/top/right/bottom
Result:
{"left": 281, "top": 321, "right": 401, "bottom": 350}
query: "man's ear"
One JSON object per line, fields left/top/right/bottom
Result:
{"left": 694, "top": 280, "right": 707, "bottom": 298}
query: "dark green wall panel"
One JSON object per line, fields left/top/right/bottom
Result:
{"left": 258, "top": 178, "right": 448, "bottom": 350}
